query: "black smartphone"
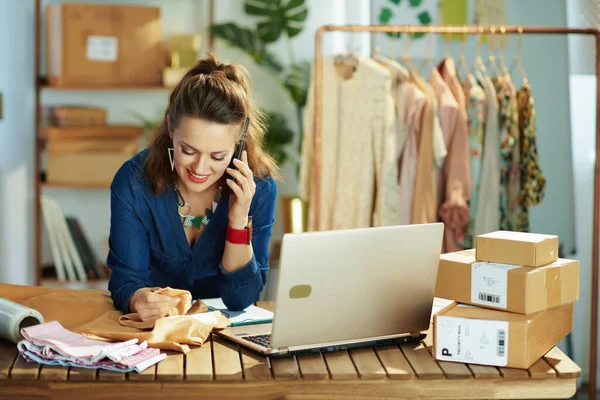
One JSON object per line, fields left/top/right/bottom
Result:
{"left": 229, "top": 116, "right": 250, "bottom": 183}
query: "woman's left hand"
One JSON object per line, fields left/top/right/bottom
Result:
{"left": 226, "top": 150, "right": 255, "bottom": 229}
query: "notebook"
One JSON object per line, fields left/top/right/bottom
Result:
{"left": 203, "top": 298, "right": 273, "bottom": 327}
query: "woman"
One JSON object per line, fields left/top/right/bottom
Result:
{"left": 107, "top": 54, "right": 279, "bottom": 321}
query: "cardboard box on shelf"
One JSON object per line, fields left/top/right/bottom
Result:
{"left": 475, "top": 231, "right": 559, "bottom": 267}
{"left": 46, "top": 136, "right": 139, "bottom": 186}
{"left": 49, "top": 106, "right": 107, "bottom": 127}
{"left": 46, "top": 3, "right": 167, "bottom": 87}
{"left": 42, "top": 125, "right": 144, "bottom": 141}
{"left": 435, "top": 249, "right": 579, "bottom": 314}
{"left": 433, "top": 302, "right": 573, "bottom": 369}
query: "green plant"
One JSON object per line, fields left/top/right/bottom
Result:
{"left": 263, "top": 112, "right": 295, "bottom": 166}
{"left": 210, "top": 0, "right": 310, "bottom": 167}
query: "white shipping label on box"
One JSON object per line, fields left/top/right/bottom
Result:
{"left": 87, "top": 36, "right": 118, "bottom": 62}
{"left": 471, "top": 262, "right": 520, "bottom": 308}
{"left": 436, "top": 316, "right": 509, "bottom": 366}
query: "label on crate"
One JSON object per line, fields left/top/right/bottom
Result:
{"left": 87, "top": 36, "right": 118, "bottom": 62}
{"left": 436, "top": 316, "right": 509, "bottom": 366}
{"left": 471, "top": 262, "right": 520, "bottom": 309}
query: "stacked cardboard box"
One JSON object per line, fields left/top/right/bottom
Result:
{"left": 433, "top": 231, "right": 579, "bottom": 369}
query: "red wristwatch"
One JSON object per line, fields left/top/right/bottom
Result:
{"left": 226, "top": 217, "right": 253, "bottom": 245}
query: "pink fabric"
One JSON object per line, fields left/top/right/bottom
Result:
{"left": 397, "top": 81, "right": 427, "bottom": 225}
{"left": 18, "top": 320, "right": 165, "bottom": 372}
{"left": 431, "top": 60, "right": 471, "bottom": 252}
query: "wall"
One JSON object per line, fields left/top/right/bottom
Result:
{"left": 0, "top": 0, "right": 36, "bottom": 285}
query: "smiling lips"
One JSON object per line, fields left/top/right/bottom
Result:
{"left": 186, "top": 168, "right": 210, "bottom": 184}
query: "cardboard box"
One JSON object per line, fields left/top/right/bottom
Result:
{"left": 46, "top": 138, "right": 138, "bottom": 186}
{"left": 51, "top": 107, "right": 107, "bottom": 127}
{"left": 46, "top": 3, "right": 166, "bottom": 87}
{"left": 435, "top": 249, "right": 579, "bottom": 314}
{"left": 433, "top": 302, "right": 573, "bottom": 369}
{"left": 476, "top": 231, "right": 559, "bottom": 267}
{"left": 42, "top": 125, "right": 144, "bottom": 141}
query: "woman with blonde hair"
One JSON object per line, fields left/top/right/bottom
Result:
{"left": 107, "top": 54, "right": 279, "bottom": 321}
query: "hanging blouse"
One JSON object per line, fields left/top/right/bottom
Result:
{"left": 494, "top": 77, "right": 518, "bottom": 231}
{"left": 371, "top": 57, "right": 405, "bottom": 227}
{"left": 517, "top": 84, "right": 546, "bottom": 231}
{"left": 300, "top": 56, "right": 395, "bottom": 231}
{"left": 505, "top": 77, "right": 523, "bottom": 231}
{"left": 458, "top": 73, "right": 487, "bottom": 249}
{"left": 433, "top": 60, "right": 471, "bottom": 252}
{"left": 474, "top": 70, "right": 501, "bottom": 236}
{"left": 410, "top": 74, "right": 438, "bottom": 224}
{"left": 397, "top": 80, "right": 427, "bottom": 225}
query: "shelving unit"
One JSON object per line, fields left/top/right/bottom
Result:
{"left": 33, "top": 0, "right": 214, "bottom": 288}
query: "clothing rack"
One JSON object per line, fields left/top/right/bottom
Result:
{"left": 312, "top": 24, "right": 600, "bottom": 398}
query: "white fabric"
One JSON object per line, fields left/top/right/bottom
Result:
{"left": 474, "top": 69, "right": 501, "bottom": 235}
{"left": 301, "top": 56, "right": 394, "bottom": 231}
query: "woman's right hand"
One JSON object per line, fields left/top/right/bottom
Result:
{"left": 129, "top": 287, "right": 181, "bottom": 322}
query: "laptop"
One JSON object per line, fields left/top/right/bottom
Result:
{"left": 215, "top": 222, "right": 444, "bottom": 357}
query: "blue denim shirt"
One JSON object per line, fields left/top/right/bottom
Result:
{"left": 107, "top": 149, "right": 277, "bottom": 313}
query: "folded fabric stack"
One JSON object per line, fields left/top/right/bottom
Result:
{"left": 17, "top": 320, "right": 166, "bottom": 373}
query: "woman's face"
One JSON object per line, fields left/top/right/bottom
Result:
{"left": 170, "top": 116, "right": 238, "bottom": 193}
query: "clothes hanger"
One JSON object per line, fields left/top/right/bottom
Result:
{"left": 418, "top": 26, "right": 435, "bottom": 73}
{"left": 458, "top": 27, "right": 471, "bottom": 80}
{"left": 509, "top": 26, "right": 529, "bottom": 86}
{"left": 400, "top": 28, "right": 419, "bottom": 73}
{"left": 474, "top": 27, "right": 489, "bottom": 78}
{"left": 334, "top": 33, "right": 359, "bottom": 79}
{"left": 486, "top": 26, "right": 502, "bottom": 78}
{"left": 497, "top": 26, "right": 511, "bottom": 78}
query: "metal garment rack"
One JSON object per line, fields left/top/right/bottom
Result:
{"left": 312, "top": 24, "right": 600, "bottom": 398}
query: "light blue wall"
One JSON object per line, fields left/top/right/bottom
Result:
{"left": 0, "top": 0, "right": 36, "bottom": 285}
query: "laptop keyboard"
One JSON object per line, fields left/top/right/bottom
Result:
{"left": 244, "top": 334, "right": 271, "bottom": 348}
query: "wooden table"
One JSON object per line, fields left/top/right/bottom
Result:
{"left": 0, "top": 302, "right": 581, "bottom": 400}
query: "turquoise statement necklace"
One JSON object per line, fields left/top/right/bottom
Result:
{"left": 173, "top": 184, "right": 211, "bottom": 229}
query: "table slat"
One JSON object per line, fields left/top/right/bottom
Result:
{"left": 156, "top": 351, "right": 184, "bottom": 380}
{"left": 297, "top": 354, "right": 328, "bottom": 380}
{"left": 240, "top": 348, "right": 271, "bottom": 381}
{"left": 128, "top": 365, "right": 156, "bottom": 381}
{"left": 349, "top": 348, "right": 386, "bottom": 379}
{"left": 400, "top": 342, "right": 444, "bottom": 379}
{"left": 437, "top": 361, "right": 473, "bottom": 379}
{"left": 97, "top": 369, "right": 126, "bottom": 381}
{"left": 10, "top": 354, "right": 39, "bottom": 379}
{"left": 323, "top": 351, "right": 358, "bottom": 380}
{"left": 468, "top": 364, "right": 502, "bottom": 379}
{"left": 499, "top": 367, "right": 530, "bottom": 379}
{"left": 39, "top": 364, "right": 68, "bottom": 380}
{"left": 0, "top": 340, "right": 18, "bottom": 379}
{"left": 421, "top": 333, "right": 471, "bottom": 379}
{"left": 375, "top": 345, "right": 415, "bottom": 380}
{"left": 270, "top": 356, "right": 300, "bottom": 380}
{"left": 212, "top": 337, "right": 243, "bottom": 381}
{"left": 528, "top": 358, "right": 557, "bottom": 379}
{"left": 68, "top": 366, "right": 98, "bottom": 380}
{"left": 185, "top": 342, "right": 213, "bottom": 381}
{"left": 543, "top": 347, "right": 581, "bottom": 379}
